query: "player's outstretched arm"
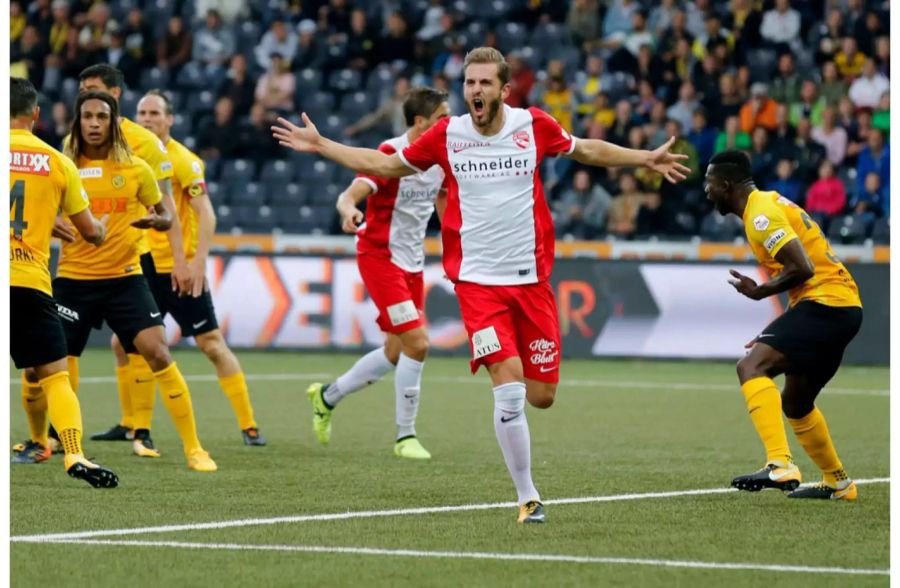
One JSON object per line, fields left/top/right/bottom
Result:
{"left": 568, "top": 136, "right": 692, "bottom": 183}
{"left": 68, "top": 209, "right": 107, "bottom": 246}
{"left": 335, "top": 180, "right": 372, "bottom": 234}
{"left": 271, "top": 114, "right": 416, "bottom": 178}
{"left": 728, "top": 240, "right": 815, "bottom": 300}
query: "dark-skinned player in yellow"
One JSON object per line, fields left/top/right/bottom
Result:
{"left": 704, "top": 150, "right": 862, "bottom": 501}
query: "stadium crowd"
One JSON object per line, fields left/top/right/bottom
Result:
{"left": 10, "top": 0, "right": 891, "bottom": 244}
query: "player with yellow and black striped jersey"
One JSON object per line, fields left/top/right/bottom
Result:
{"left": 8, "top": 77, "right": 117, "bottom": 487}
{"left": 56, "top": 90, "right": 217, "bottom": 472}
{"left": 119, "top": 89, "right": 266, "bottom": 453}
{"left": 705, "top": 150, "right": 862, "bottom": 501}
{"left": 68, "top": 64, "right": 197, "bottom": 444}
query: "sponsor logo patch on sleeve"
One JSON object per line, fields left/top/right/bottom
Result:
{"left": 764, "top": 228, "right": 788, "bottom": 252}
{"left": 160, "top": 161, "right": 173, "bottom": 173}
{"left": 472, "top": 326, "right": 502, "bottom": 359}
{"left": 386, "top": 300, "right": 419, "bottom": 326}
{"left": 191, "top": 160, "right": 203, "bottom": 174}
{"left": 753, "top": 214, "right": 770, "bottom": 231}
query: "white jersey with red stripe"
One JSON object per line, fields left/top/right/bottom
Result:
{"left": 355, "top": 132, "right": 446, "bottom": 272}
{"left": 397, "top": 105, "right": 575, "bottom": 286}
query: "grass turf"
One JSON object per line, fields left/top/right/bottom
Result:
{"left": 9, "top": 350, "right": 889, "bottom": 587}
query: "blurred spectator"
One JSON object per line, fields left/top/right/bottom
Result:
{"left": 28, "top": 0, "right": 53, "bottom": 41}
{"left": 554, "top": 170, "right": 611, "bottom": 239}
{"left": 568, "top": 0, "right": 600, "bottom": 52}
{"left": 635, "top": 191, "right": 667, "bottom": 236}
{"left": 819, "top": 61, "right": 847, "bottom": 107}
{"left": 658, "top": 9, "right": 693, "bottom": 64}
{"left": 11, "top": 1, "right": 27, "bottom": 44}
{"left": 346, "top": 9, "right": 376, "bottom": 72}
{"left": 608, "top": 10, "right": 654, "bottom": 66}
{"left": 643, "top": 101, "right": 668, "bottom": 147}
{"left": 727, "top": 0, "right": 763, "bottom": 51}
{"left": 122, "top": 8, "right": 154, "bottom": 66}
{"left": 255, "top": 18, "right": 297, "bottom": 71}
{"left": 686, "top": 108, "right": 717, "bottom": 166}
{"left": 812, "top": 8, "right": 843, "bottom": 65}
{"left": 197, "top": 96, "right": 242, "bottom": 160}
{"left": 105, "top": 31, "right": 140, "bottom": 88}
{"left": 739, "top": 83, "right": 778, "bottom": 133}
{"left": 684, "top": 0, "right": 712, "bottom": 39}
{"left": 851, "top": 172, "right": 885, "bottom": 219}
{"left": 193, "top": 9, "right": 235, "bottom": 79}
{"left": 811, "top": 107, "right": 847, "bottom": 166}
{"left": 607, "top": 172, "right": 643, "bottom": 238}
{"left": 194, "top": 0, "right": 248, "bottom": 24}
{"left": 834, "top": 37, "right": 865, "bottom": 80}
{"left": 416, "top": 0, "right": 445, "bottom": 42}
{"left": 634, "top": 43, "right": 666, "bottom": 91}
{"left": 693, "top": 54, "right": 722, "bottom": 108}
{"left": 855, "top": 10, "right": 884, "bottom": 57}
{"left": 217, "top": 53, "right": 255, "bottom": 118}
{"left": 431, "top": 72, "right": 463, "bottom": 115}
{"left": 602, "top": 0, "right": 638, "bottom": 39}
{"left": 38, "top": 101, "right": 73, "bottom": 149}
{"left": 770, "top": 52, "right": 801, "bottom": 104}
{"left": 749, "top": 127, "right": 776, "bottom": 184}
{"left": 541, "top": 76, "right": 576, "bottom": 132}
{"left": 11, "top": 25, "right": 47, "bottom": 88}
{"left": 319, "top": 0, "right": 352, "bottom": 36}
{"left": 376, "top": 12, "right": 414, "bottom": 69}
{"left": 47, "top": 0, "right": 71, "bottom": 57}
{"left": 791, "top": 118, "right": 828, "bottom": 184}
{"left": 872, "top": 91, "right": 889, "bottom": 133}
{"left": 634, "top": 80, "right": 656, "bottom": 121}
{"left": 254, "top": 53, "right": 296, "bottom": 115}
{"left": 692, "top": 12, "right": 732, "bottom": 61}
{"left": 770, "top": 103, "right": 797, "bottom": 160}
{"left": 608, "top": 99, "right": 636, "bottom": 145}
{"left": 714, "top": 117, "right": 748, "bottom": 156}
{"left": 666, "top": 81, "right": 699, "bottom": 135}
{"left": 844, "top": 107, "right": 872, "bottom": 166}
{"left": 848, "top": 59, "right": 889, "bottom": 110}
{"left": 432, "top": 34, "right": 465, "bottom": 81}
{"left": 789, "top": 79, "right": 826, "bottom": 128}
{"left": 648, "top": 0, "right": 677, "bottom": 36}
{"left": 769, "top": 159, "right": 803, "bottom": 203}
{"left": 507, "top": 52, "right": 535, "bottom": 109}
{"left": 708, "top": 72, "right": 742, "bottom": 129}
{"left": 874, "top": 36, "right": 889, "bottom": 76}
{"left": 157, "top": 16, "right": 193, "bottom": 75}
{"left": 294, "top": 19, "right": 325, "bottom": 71}
{"left": 806, "top": 160, "right": 847, "bottom": 217}
{"left": 78, "top": 2, "right": 115, "bottom": 65}
{"left": 856, "top": 129, "right": 889, "bottom": 198}
{"left": 239, "top": 103, "right": 282, "bottom": 166}
{"left": 760, "top": 0, "right": 800, "bottom": 47}
{"left": 345, "top": 77, "right": 409, "bottom": 138}
{"left": 589, "top": 93, "right": 615, "bottom": 129}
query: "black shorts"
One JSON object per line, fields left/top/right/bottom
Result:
{"left": 52, "top": 275, "right": 164, "bottom": 356}
{"left": 10, "top": 287, "right": 69, "bottom": 369}
{"left": 758, "top": 300, "right": 863, "bottom": 389}
{"left": 141, "top": 253, "right": 218, "bottom": 337}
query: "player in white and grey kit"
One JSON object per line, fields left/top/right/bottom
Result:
{"left": 306, "top": 88, "right": 449, "bottom": 460}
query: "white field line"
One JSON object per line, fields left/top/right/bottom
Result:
{"left": 10, "top": 478, "right": 889, "bottom": 544}
{"left": 10, "top": 372, "right": 888, "bottom": 397}
{"left": 17, "top": 539, "right": 890, "bottom": 577}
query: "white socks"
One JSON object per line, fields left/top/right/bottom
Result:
{"left": 324, "top": 346, "right": 394, "bottom": 407}
{"left": 493, "top": 382, "right": 540, "bottom": 505}
{"left": 395, "top": 353, "right": 424, "bottom": 440}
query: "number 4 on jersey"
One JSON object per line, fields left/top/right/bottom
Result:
{"left": 9, "top": 179, "right": 28, "bottom": 239}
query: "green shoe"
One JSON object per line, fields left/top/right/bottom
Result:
{"left": 306, "top": 383, "right": 333, "bottom": 445}
{"left": 394, "top": 436, "right": 431, "bottom": 460}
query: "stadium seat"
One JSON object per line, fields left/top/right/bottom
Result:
{"left": 364, "top": 65, "right": 395, "bottom": 98}
{"left": 239, "top": 205, "right": 277, "bottom": 232}
{"left": 871, "top": 217, "right": 890, "bottom": 245}
{"left": 175, "top": 62, "right": 208, "bottom": 90}
{"left": 185, "top": 90, "right": 216, "bottom": 118}
{"left": 827, "top": 214, "right": 868, "bottom": 244}
{"left": 291, "top": 153, "right": 319, "bottom": 182}
{"left": 171, "top": 114, "right": 192, "bottom": 139}
{"left": 310, "top": 204, "right": 337, "bottom": 230}
{"left": 120, "top": 90, "right": 140, "bottom": 119}
{"left": 205, "top": 180, "right": 222, "bottom": 202}
{"left": 497, "top": 22, "right": 525, "bottom": 53}
{"left": 301, "top": 91, "right": 336, "bottom": 121}
{"left": 220, "top": 159, "right": 257, "bottom": 182}
{"left": 268, "top": 182, "right": 309, "bottom": 206}
{"left": 530, "top": 22, "right": 569, "bottom": 53}
{"left": 259, "top": 160, "right": 294, "bottom": 184}
{"left": 746, "top": 48, "right": 777, "bottom": 83}
{"left": 215, "top": 204, "right": 236, "bottom": 231}
{"left": 699, "top": 211, "right": 740, "bottom": 242}
{"left": 272, "top": 205, "right": 304, "bottom": 230}
{"left": 808, "top": 211, "right": 831, "bottom": 234}
{"left": 140, "top": 67, "right": 170, "bottom": 92}
{"left": 59, "top": 78, "right": 79, "bottom": 107}
{"left": 235, "top": 21, "right": 263, "bottom": 54}
{"left": 230, "top": 181, "right": 266, "bottom": 206}
{"left": 295, "top": 68, "right": 323, "bottom": 96}
{"left": 327, "top": 69, "right": 363, "bottom": 93}
{"left": 317, "top": 115, "right": 348, "bottom": 140}
{"left": 339, "top": 91, "right": 372, "bottom": 121}
{"left": 301, "top": 160, "right": 336, "bottom": 186}
{"left": 203, "top": 157, "right": 220, "bottom": 181}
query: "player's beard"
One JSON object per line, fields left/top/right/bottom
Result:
{"left": 470, "top": 96, "right": 502, "bottom": 130}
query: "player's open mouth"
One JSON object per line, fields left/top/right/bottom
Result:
{"left": 473, "top": 98, "right": 484, "bottom": 116}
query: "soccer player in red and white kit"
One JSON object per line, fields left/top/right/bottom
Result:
{"left": 274, "top": 47, "right": 690, "bottom": 523}
{"left": 306, "top": 87, "right": 450, "bottom": 460}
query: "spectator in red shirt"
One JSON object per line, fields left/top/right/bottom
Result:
{"left": 806, "top": 160, "right": 847, "bottom": 217}
{"left": 505, "top": 52, "right": 534, "bottom": 108}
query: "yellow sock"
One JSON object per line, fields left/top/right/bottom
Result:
{"left": 788, "top": 407, "right": 848, "bottom": 487}
{"left": 130, "top": 355, "right": 157, "bottom": 430}
{"left": 741, "top": 377, "right": 792, "bottom": 465}
{"left": 21, "top": 374, "right": 49, "bottom": 448}
{"left": 67, "top": 356, "right": 79, "bottom": 394}
{"left": 219, "top": 372, "right": 256, "bottom": 430}
{"left": 154, "top": 362, "right": 202, "bottom": 456}
{"left": 114, "top": 360, "right": 135, "bottom": 430}
{"left": 41, "top": 371, "right": 84, "bottom": 457}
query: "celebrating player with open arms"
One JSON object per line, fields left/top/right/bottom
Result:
{"left": 274, "top": 47, "right": 690, "bottom": 523}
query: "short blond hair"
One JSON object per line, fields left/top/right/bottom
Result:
{"left": 463, "top": 47, "right": 510, "bottom": 85}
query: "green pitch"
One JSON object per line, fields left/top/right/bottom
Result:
{"left": 9, "top": 350, "right": 889, "bottom": 587}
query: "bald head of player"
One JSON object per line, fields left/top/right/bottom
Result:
{"left": 462, "top": 47, "right": 511, "bottom": 135}
{"left": 705, "top": 150, "right": 757, "bottom": 217}
{"left": 78, "top": 63, "right": 124, "bottom": 102}
{"left": 10, "top": 77, "right": 39, "bottom": 129}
